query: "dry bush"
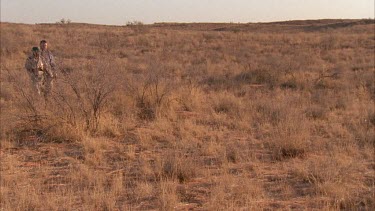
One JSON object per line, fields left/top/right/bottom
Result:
{"left": 12, "top": 115, "right": 83, "bottom": 146}
{"left": 51, "top": 60, "right": 119, "bottom": 133}
{"left": 67, "top": 164, "right": 123, "bottom": 210}
{"left": 250, "top": 91, "right": 311, "bottom": 160}
{"left": 292, "top": 154, "right": 373, "bottom": 209}
{"left": 158, "top": 179, "right": 178, "bottom": 210}
{"left": 125, "top": 61, "right": 176, "bottom": 121}
{"left": 175, "top": 82, "right": 206, "bottom": 112}
{"left": 234, "top": 67, "right": 280, "bottom": 87}
{"left": 342, "top": 99, "right": 375, "bottom": 148}
{"left": 133, "top": 181, "right": 153, "bottom": 201}
{"left": 320, "top": 34, "right": 341, "bottom": 50}
{"left": 270, "top": 117, "right": 310, "bottom": 160}
{"left": 1, "top": 68, "right": 83, "bottom": 144}
{"left": 208, "top": 172, "right": 265, "bottom": 210}
{"left": 155, "top": 152, "right": 198, "bottom": 183}
{"left": 1, "top": 59, "right": 121, "bottom": 146}
{"left": 210, "top": 91, "right": 243, "bottom": 118}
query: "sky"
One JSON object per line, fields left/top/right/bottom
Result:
{"left": 1, "top": 0, "right": 374, "bottom": 25}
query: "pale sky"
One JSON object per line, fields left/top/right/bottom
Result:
{"left": 1, "top": 0, "right": 374, "bottom": 25}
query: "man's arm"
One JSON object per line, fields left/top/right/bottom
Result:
{"left": 25, "top": 58, "right": 34, "bottom": 73}
{"left": 49, "top": 51, "right": 56, "bottom": 69}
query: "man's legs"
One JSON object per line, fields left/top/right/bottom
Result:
{"left": 35, "top": 71, "right": 46, "bottom": 96}
{"left": 45, "top": 76, "right": 54, "bottom": 97}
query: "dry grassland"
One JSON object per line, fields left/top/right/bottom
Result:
{"left": 0, "top": 19, "right": 374, "bottom": 210}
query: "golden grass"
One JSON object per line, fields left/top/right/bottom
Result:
{"left": 1, "top": 19, "right": 374, "bottom": 210}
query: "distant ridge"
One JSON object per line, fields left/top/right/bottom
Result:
{"left": 1, "top": 19, "right": 373, "bottom": 32}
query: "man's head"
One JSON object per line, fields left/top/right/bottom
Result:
{"left": 40, "top": 40, "right": 48, "bottom": 51}
{"left": 32, "top": 47, "right": 40, "bottom": 56}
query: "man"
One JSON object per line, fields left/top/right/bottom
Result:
{"left": 25, "top": 47, "right": 48, "bottom": 96}
{"left": 39, "top": 40, "right": 56, "bottom": 73}
{"left": 39, "top": 40, "right": 56, "bottom": 96}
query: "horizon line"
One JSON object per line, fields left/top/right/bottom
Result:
{"left": 1, "top": 18, "right": 374, "bottom": 26}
